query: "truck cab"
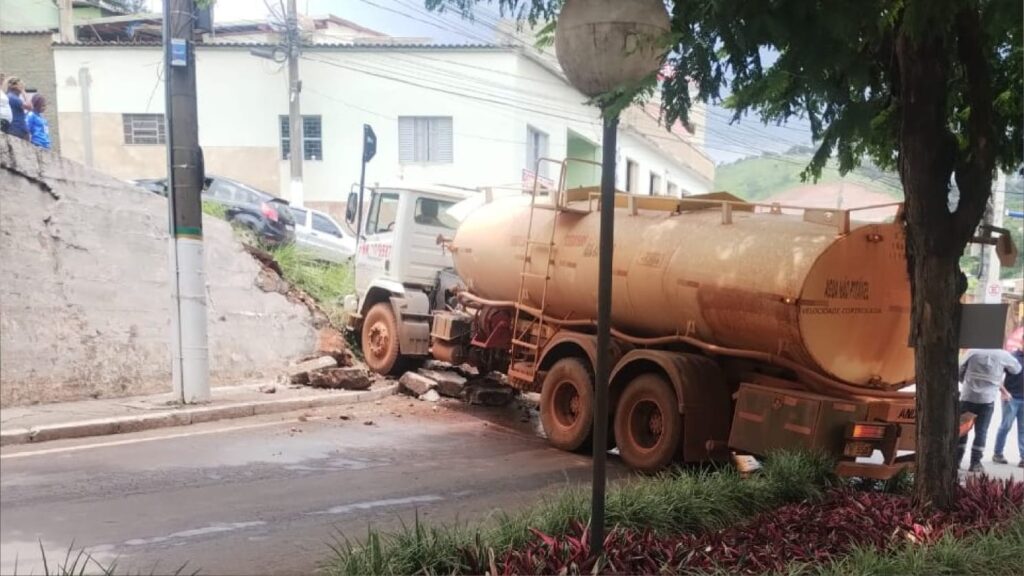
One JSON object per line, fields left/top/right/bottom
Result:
{"left": 343, "top": 184, "right": 470, "bottom": 374}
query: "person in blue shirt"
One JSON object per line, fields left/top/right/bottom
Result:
{"left": 5, "top": 76, "right": 30, "bottom": 140}
{"left": 26, "top": 93, "right": 51, "bottom": 149}
{"left": 993, "top": 347, "right": 1024, "bottom": 468}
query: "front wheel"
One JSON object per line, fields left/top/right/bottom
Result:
{"left": 361, "top": 302, "right": 405, "bottom": 375}
{"left": 614, "top": 373, "right": 682, "bottom": 473}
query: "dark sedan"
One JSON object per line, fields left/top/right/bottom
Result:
{"left": 132, "top": 176, "right": 295, "bottom": 246}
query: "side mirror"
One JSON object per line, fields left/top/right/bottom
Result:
{"left": 345, "top": 191, "right": 358, "bottom": 224}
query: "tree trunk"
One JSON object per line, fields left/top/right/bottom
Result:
{"left": 910, "top": 254, "right": 962, "bottom": 509}
{"left": 896, "top": 22, "right": 962, "bottom": 510}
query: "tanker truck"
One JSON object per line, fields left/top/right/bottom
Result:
{"left": 342, "top": 173, "right": 926, "bottom": 479}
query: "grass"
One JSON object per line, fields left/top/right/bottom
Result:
{"left": 791, "top": 514, "right": 1024, "bottom": 576}
{"left": 201, "top": 200, "right": 227, "bottom": 220}
{"left": 269, "top": 243, "right": 354, "bottom": 324}
{"left": 323, "top": 450, "right": 837, "bottom": 576}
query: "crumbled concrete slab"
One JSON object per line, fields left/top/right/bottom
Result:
{"left": 400, "top": 372, "right": 437, "bottom": 396}
{"left": 418, "top": 369, "right": 467, "bottom": 398}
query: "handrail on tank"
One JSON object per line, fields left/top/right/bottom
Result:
{"left": 528, "top": 157, "right": 604, "bottom": 210}
{"left": 529, "top": 156, "right": 905, "bottom": 233}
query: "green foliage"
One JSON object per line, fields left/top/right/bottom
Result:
{"left": 324, "top": 451, "right": 836, "bottom": 576}
{"left": 270, "top": 243, "right": 354, "bottom": 325}
{"left": 200, "top": 201, "right": 227, "bottom": 220}
{"left": 796, "top": 514, "right": 1024, "bottom": 576}
{"left": 715, "top": 152, "right": 903, "bottom": 202}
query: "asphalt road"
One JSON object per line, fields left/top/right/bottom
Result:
{"left": 1, "top": 397, "right": 628, "bottom": 575}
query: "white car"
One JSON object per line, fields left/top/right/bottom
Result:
{"left": 288, "top": 206, "right": 356, "bottom": 263}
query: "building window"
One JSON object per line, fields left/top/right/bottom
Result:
{"left": 398, "top": 116, "right": 453, "bottom": 164}
{"left": 625, "top": 159, "right": 639, "bottom": 193}
{"left": 649, "top": 172, "right": 662, "bottom": 196}
{"left": 666, "top": 181, "right": 678, "bottom": 197}
{"left": 280, "top": 115, "right": 323, "bottom": 161}
{"left": 526, "top": 125, "right": 549, "bottom": 177}
{"left": 122, "top": 114, "right": 166, "bottom": 145}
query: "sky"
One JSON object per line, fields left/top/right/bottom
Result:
{"left": 147, "top": 0, "right": 815, "bottom": 165}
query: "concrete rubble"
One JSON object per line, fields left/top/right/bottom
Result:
{"left": 463, "top": 378, "right": 515, "bottom": 406}
{"left": 399, "top": 372, "right": 437, "bottom": 396}
{"left": 418, "top": 368, "right": 467, "bottom": 398}
{"left": 419, "top": 389, "right": 441, "bottom": 403}
{"left": 308, "top": 367, "right": 372, "bottom": 390}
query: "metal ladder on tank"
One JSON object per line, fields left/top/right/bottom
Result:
{"left": 507, "top": 159, "right": 564, "bottom": 388}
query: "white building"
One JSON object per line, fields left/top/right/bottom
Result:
{"left": 51, "top": 15, "right": 714, "bottom": 220}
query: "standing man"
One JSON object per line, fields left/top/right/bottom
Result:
{"left": 957, "top": 348, "right": 1022, "bottom": 473}
{"left": 993, "top": 347, "right": 1024, "bottom": 468}
{"left": 5, "top": 77, "right": 30, "bottom": 140}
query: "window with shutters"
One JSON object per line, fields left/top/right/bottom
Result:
{"left": 398, "top": 116, "right": 453, "bottom": 164}
{"left": 526, "top": 125, "right": 549, "bottom": 177}
{"left": 280, "top": 115, "right": 323, "bottom": 161}
{"left": 123, "top": 114, "right": 166, "bottom": 145}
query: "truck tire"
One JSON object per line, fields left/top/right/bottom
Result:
{"left": 362, "top": 302, "right": 404, "bottom": 375}
{"left": 540, "top": 357, "right": 594, "bottom": 452}
{"left": 614, "top": 373, "right": 682, "bottom": 473}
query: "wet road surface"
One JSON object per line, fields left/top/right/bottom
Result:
{"left": 1, "top": 397, "right": 628, "bottom": 575}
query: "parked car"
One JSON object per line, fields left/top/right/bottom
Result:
{"left": 288, "top": 206, "right": 356, "bottom": 263}
{"left": 131, "top": 175, "right": 295, "bottom": 246}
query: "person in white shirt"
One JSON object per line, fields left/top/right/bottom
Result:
{"left": 0, "top": 73, "right": 12, "bottom": 133}
{"left": 957, "top": 348, "right": 1023, "bottom": 473}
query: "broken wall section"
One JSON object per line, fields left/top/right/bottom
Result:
{"left": 0, "top": 136, "right": 318, "bottom": 407}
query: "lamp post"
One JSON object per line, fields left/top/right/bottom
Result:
{"left": 554, "top": 0, "right": 670, "bottom": 556}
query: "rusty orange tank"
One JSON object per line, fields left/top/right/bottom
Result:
{"left": 450, "top": 191, "right": 913, "bottom": 390}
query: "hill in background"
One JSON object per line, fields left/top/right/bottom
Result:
{"left": 714, "top": 151, "right": 903, "bottom": 202}
{"left": 714, "top": 151, "right": 1022, "bottom": 282}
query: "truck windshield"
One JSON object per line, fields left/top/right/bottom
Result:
{"left": 414, "top": 198, "right": 458, "bottom": 229}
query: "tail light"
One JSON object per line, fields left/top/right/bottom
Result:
{"left": 261, "top": 202, "right": 279, "bottom": 222}
{"left": 850, "top": 423, "right": 888, "bottom": 440}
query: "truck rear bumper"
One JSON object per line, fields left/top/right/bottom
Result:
{"left": 836, "top": 459, "right": 914, "bottom": 480}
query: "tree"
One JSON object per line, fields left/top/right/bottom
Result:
{"left": 105, "top": 0, "right": 150, "bottom": 13}
{"left": 431, "top": 0, "right": 1023, "bottom": 509}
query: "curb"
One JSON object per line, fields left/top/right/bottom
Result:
{"left": 0, "top": 384, "right": 398, "bottom": 447}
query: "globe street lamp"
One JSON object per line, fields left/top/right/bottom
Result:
{"left": 554, "top": 0, "right": 671, "bottom": 556}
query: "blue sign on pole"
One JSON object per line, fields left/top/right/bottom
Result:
{"left": 170, "top": 39, "right": 187, "bottom": 67}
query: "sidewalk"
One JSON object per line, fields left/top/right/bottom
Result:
{"left": 0, "top": 381, "right": 397, "bottom": 446}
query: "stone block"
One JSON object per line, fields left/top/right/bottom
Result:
{"left": 400, "top": 372, "right": 436, "bottom": 396}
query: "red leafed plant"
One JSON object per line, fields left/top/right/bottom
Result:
{"left": 494, "top": 476, "right": 1023, "bottom": 575}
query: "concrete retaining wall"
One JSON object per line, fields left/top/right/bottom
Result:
{"left": 0, "top": 136, "right": 317, "bottom": 407}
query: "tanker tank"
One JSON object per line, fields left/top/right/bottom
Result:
{"left": 449, "top": 193, "right": 914, "bottom": 390}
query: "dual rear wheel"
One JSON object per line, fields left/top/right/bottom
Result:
{"left": 539, "top": 358, "right": 682, "bottom": 472}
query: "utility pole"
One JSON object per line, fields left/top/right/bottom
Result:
{"left": 976, "top": 172, "right": 1007, "bottom": 303}
{"left": 164, "top": 0, "right": 209, "bottom": 403}
{"left": 58, "top": 0, "right": 75, "bottom": 43}
{"left": 286, "top": 0, "right": 304, "bottom": 207}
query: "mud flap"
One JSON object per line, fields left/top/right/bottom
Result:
{"left": 390, "top": 292, "right": 431, "bottom": 356}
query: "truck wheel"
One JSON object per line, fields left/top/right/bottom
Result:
{"left": 614, "top": 373, "right": 681, "bottom": 473}
{"left": 362, "top": 302, "right": 404, "bottom": 375}
{"left": 540, "top": 358, "right": 594, "bottom": 452}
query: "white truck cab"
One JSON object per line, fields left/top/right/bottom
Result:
{"left": 343, "top": 183, "right": 471, "bottom": 374}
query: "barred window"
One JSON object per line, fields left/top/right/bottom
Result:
{"left": 280, "top": 115, "right": 323, "bottom": 161}
{"left": 123, "top": 114, "right": 166, "bottom": 145}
